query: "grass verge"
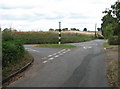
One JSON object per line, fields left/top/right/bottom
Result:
{"left": 2, "top": 51, "right": 33, "bottom": 80}
{"left": 103, "top": 42, "right": 118, "bottom": 48}
{"left": 103, "top": 42, "right": 119, "bottom": 88}
{"left": 36, "top": 44, "right": 76, "bottom": 49}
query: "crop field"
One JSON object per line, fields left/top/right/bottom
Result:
{"left": 10, "top": 31, "right": 95, "bottom": 44}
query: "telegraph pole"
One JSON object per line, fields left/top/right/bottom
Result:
{"left": 58, "top": 22, "right": 61, "bottom": 44}
{"left": 0, "top": 24, "right": 1, "bottom": 32}
{"left": 95, "top": 24, "right": 97, "bottom": 38}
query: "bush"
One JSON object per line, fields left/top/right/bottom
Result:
{"left": 2, "top": 31, "right": 14, "bottom": 42}
{"left": 96, "top": 34, "right": 104, "bottom": 39}
{"left": 108, "top": 36, "right": 120, "bottom": 45}
{"left": 104, "top": 24, "right": 114, "bottom": 39}
{"left": 2, "top": 40, "right": 25, "bottom": 67}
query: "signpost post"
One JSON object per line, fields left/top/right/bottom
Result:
{"left": 59, "top": 22, "right": 61, "bottom": 44}
{"left": 95, "top": 24, "right": 97, "bottom": 38}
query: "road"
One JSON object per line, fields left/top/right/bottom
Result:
{"left": 8, "top": 40, "right": 108, "bottom": 87}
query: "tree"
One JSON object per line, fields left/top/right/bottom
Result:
{"left": 101, "top": 1, "right": 120, "bottom": 38}
{"left": 104, "top": 24, "right": 114, "bottom": 39}
{"left": 55, "top": 29, "right": 59, "bottom": 31}
{"left": 97, "top": 28, "right": 101, "bottom": 31}
{"left": 62, "top": 28, "right": 68, "bottom": 31}
{"left": 83, "top": 28, "right": 87, "bottom": 31}
{"left": 3, "top": 28, "right": 11, "bottom": 32}
{"left": 49, "top": 28, "right": 54, "bottom": 31}
{"left": 71, "top": 28, "right": 76, "bottom": 31}
{"left": 111, "top": 1, "right": 120, "bottom": 22}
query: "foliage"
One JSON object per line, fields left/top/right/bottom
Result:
{"left": 2, "top": 40, "right": 25, "bottom": 67}
{"left": 108, "top": 36, "right": 119, "bottom": 45}
{"left": 111, "top": 1, "right": 120, "bottom": 22}
{"left": 97, "top": 28, "right": 101, "bottom": 31}
{"left": 103, "top": 24, "right": 114, "bottom": 39}
{"left": 62, "top": 28, "right": 68, "bottom": 31}
{"left": 49, "top": 28, "right": 54, "bottom": 31}
{"left": 96, "top": 33, "right": 104, "bottom": 39}
{"left": 101, "top": 0, "right": 120, "bottom": 45}
{"left": 83, "top": 28, "right": 87, "bottom": 31}
{"left": 2, "top": 31, "right": 25, "bottom": 67}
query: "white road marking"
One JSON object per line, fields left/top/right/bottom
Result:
{"left": 62, "top": 52, "right": 67, "bottom": 54}
{"left": 83, "top": 46, "right": 87, "bottom": 49}
{"left": 53, "top": 53, "right": 57, "bottom": 55}
{"left": 88, "top": 46, "right": 92, "bottom": 48}
{"left": 43, "top": 61, "right": 48, "bottom": 64}
{"left": 48, "top": 55, "right": 52, "bottom": 57}
{"left": 59, "top": 53, "right": 63, "bottom": 55}
{"left": 25, "top": 48, "right": 39, "bottom": 52}
{"left": 57, "top": 51, "right": 61, "bottom": 54}
{"left": 57, "top": 49, "right": 66, "bottom": 53}
{"left": 32, "top": 50, "right": 39, "bottom": 52}
{"left": 54, "top": 55, "right": 59, "bottom": 58}
{"left": 48, "top": 57, "right": 54, "bottom": 60}
{"left": 65, "top": 49, "right": 71, "bottom": 52}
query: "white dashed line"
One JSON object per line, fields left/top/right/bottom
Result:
{"left": 54, "top": 55, "right": 59, "bottom": 58}
{"left": 48, "top": 57, "right": 54, "bottom": 60}
{"left": 43, "top": 61, "right": 48, "bottom": 64}
{"left": 41, "top": 49, "right": 71, "bottom": 64}
{"left": 48, "top": 55, "right": 52, "bottom": 57}
{"left": 25, "top": 48, "right": 39, "bottom": 52}
{"left": 59, "top": 53, "right": 63, "bottom": 55}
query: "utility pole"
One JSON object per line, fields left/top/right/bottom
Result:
{"left": 0, "top": 24, "right": 1, "bottom": 32}
{"left": 58, "top": 22, "right": 61, "bottom": 44}
{"left": 95, "top": 24, "right": 97, "bottom": 38}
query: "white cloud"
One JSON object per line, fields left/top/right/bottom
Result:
{"left": 0, "top": 0, "right": 116, "bottom": 31}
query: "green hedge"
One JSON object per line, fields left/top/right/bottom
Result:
{"left": 2, "top": 31, "right": 25, "bottom": 67}
{"left": 2, "top": 41, "right": 25, "bottom": 67}
{"left": 108, "top": 36, "right": 120, "bottom": 45}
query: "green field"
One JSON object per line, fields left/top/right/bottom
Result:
{"left": 9, "top": 31, "right": 95, "bottom": 44}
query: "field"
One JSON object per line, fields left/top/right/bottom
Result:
{"left": 11, "top": 31, "right": 96, "bottom": 44}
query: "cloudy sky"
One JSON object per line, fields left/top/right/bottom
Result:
{"left": 0, "top": 0, "right": 116, "bottom": 31}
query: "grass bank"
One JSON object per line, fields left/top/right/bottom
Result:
{"left": 2, "top": 51, "right": 33, "bottom": 80}
{"left": 36, "top": 44, "right": 76, "bottom": 49}
{"left": 103, "top": 42, "right": 119, "bottom": 87}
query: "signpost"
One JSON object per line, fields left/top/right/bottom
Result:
{"left": 95, "top": 24, "right": 97, "bottom": 38}
{"left": 59, "top": 22, "right": 61, "bottom": 44}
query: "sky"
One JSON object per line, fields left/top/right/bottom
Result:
{"left": 0, "top": 0, "right": 116, "bottom": 31}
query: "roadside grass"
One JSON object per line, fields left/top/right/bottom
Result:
{"left": 103, "top": 42, "right": 118, "bottom": 48}
{"left": 107, "top": 60, "right": 119, "bottom": 87}
{"left": 103, "top": 42, "right": 118, "bottom": 52}
{"left": 103, "top": 41, "right": 119, "bottom": 88}
{"left": 2, "top": 51, "right": 33, "bottom": 80}
{"left": 36, "top": 44, "right": 76, "bottom": 49}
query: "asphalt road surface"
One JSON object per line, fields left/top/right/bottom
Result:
{"left": 8, "top": 40, "right": 108, "bottom": 87}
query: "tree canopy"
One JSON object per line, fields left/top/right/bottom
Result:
{"left": 101, "top": 0, "right": 120, "bottom": 38}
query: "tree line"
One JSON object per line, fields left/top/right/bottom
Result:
{"left": 49, "top": 27, "right": 101, "bottom": 31}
